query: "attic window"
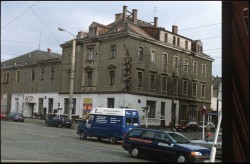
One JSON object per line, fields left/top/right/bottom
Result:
{"left": 89, "top": 28, "right": 96, "bottom": 37}
{"left": 113, "top": 27, "right": 118, "bottom": 32}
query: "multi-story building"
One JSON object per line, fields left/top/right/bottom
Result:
{"left": 1, "top": 6, "right": 214, "bottom": 127}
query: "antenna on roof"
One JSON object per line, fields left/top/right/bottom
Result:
{"left": 153, "top": 6, "right": 157, "bottom": 17}
{"left": 38, "top": 32, "right": 41, "bottom": 50}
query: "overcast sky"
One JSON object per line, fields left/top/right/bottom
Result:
{"left": 1, "top": 1, "right": 221, "bottom": 77}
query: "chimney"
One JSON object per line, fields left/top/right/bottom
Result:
{"left": 115, "top": 13, "right": 123, "bottom": 21}
{"left": 172, "top": 25, "right": 178, "bottom": 34}
{"left": 123, "top": 5, "right": 127, "bottom": 22}
{"left": 154, "top": 17, "right": 158, "bottom": 28}
{"left": 132, "top": 9, "right": 138, "bottom": 24}
{"left": 47, "top": 48, "right": 51, "bottom": 53}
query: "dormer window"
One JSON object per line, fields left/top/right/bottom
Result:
{"left": 89, "top": 28, "right": 96, "bottom": 37}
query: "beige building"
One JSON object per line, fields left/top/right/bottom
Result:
{"left": 1, "top": 6, "right": 214, "bottom": 127}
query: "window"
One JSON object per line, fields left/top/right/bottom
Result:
{"left": 89, "top": 28, "right": 96, "bottom": 37}
{"left": 202, "top": 64, "right": 206, "bottom": 75}
{"left": 3, "top": 72, "right": 9, "bottom": 82}
{"left": 185, "top": 40, "right": 188, "bottom": 49}
{"left": 199, "top": 46, "right": 203, "bottom": 54}
{"left": 64, "top": 98, "right": 76, "bottom": 115}
{"left": 193, "top": 61, "right": 197, "bottom": 74}
{"left": 177, "top": 38, "right": 180, "bottom": 47}
{"left": 31, "top": 69, "right": 35, "bottom": 81}
{"left": 192, "top": 82, "right": 197, "bottom": 97}
{"left": 87, "top": 72, "right": 92, "bottom": 86}
{"left": 162, "top": 76, "right": 167, "bottom": 92}
{"left": 111, "top": 45, "right": 116, "bottom": 58}
{"left": 109, "top": 70, "right": 115, "bottom": 86}
{"left": 142, "top": 130, "right": 156, "bottom": 140}
{"left": 137, "top": 71, "right": 142, "bottom": 88}
{"left": 88, "top": 48, "right": 94, "bottom": 60}
{"left": 16, "top": 70, "right": 20, "bottom": 82}
{"left": 173, "top": 78, "right": 178, "bottom": 94}
{"left": 197, "top": 45, "right": 199, "bottom": 53}
{"left": 163, "top": 53, "right": 168, "bottom": 66}
{"left": 150, "top": 74, "right": 156, "bottom": 89}
{"left": 151, "top": 50, "right": 156, "bottom": 63}
{"left": 182, "top": 80, "right": 188, "bottom": 95}
{"left": 201, "top": 84, "right": 206, "bottom": 98}
{"left": 40, "top": 68, "right": 44, "bottom": 80}
{"left": 164, "top": 33, "right": 168, "bottom": 43}
{"left": 138, "top": 47, "right": 143, "bottom": 60}
{"left": 173, "top": 36, "right": 176, "bottom": 45}
{"left": 146, "top": 100, "right": 156, "bottom": 118}
{"left": 50, "top": 67, "right": 54, "bottom": 79}
{"left": 48, "top": 98, "right": 53, "bottom": 113}
{"left": 173, "top": 56, "right": 178, "bottom": 69}
{"left": 107, "top": 98, "right": 114, "bottom": 108}
{"left": 183, "top": 59, "right": 188, "bottom": 72}
{"left": 38, "top": 98, "right": 43, "bottom": 113}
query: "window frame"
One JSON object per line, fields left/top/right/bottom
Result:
{"left": 109, "top": 70, "right": 115, "bottom": 86}
{"left": 110, "top": 45, "right": 116, "bottom": 59}
{"left": 151, "top": 50, "right": 156, "bottom": 63}
{"left": 192, "top": 82, "right": 197, "bottom": 97}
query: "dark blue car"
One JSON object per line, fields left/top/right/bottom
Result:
{"left": 122, "top": 128, "right": 211, "bottom": 162}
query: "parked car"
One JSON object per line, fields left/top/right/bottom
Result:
{"left": 190, "top": 133, "right": 222, "bottom": 159}
{"left": 198, "top": 121, "right": 216, "bottom": 132}
{"left": 5, "top": 113, "right": 24, "bottom": 122}
{"left": 45, "top": 115, "right": 72, "bottom": 128}
{"left": 1, "top": 113, "right": 6, "bottom": 120}
{"left": 122, "top": 128, "right": 211, "bottom": 162}
{"left": 176, "top": 120, "right": 199, "bottom": 132}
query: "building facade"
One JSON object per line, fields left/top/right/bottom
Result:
{"left": 1, "top": 6, "right": 214, "bottom": 127}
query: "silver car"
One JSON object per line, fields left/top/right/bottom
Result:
{"left": 190, "top": 133, "right": 222, "bottom": 159}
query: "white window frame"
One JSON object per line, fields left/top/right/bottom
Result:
{"left": 88, "top": 48, "right": 94, "bottom": 60}
{"left": 202, "top": 64, "right": 206, "bottom": 75}
{"left": 111, "top": 45, "right": 116, "bottom": 59}
{"left": 192, "top": 82, "right": 197, "bottom": 97}
{"left": 151, "top": 50, "right": 156, "bottom": 63}
{"left": 193, "top": 61, "right": 197, "bottom": 74}
{"left": 138, "top": 47, "right": 143, "bottom": 60}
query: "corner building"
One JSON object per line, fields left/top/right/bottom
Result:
{"left": 1, "top": 6, "right": 214, "bottom": 128}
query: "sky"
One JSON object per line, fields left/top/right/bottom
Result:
{"left": 1, "top": 1, "right": 222, "bottom": 77}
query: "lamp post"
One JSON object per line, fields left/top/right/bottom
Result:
{"left": 58, "top": 27, "right": 76, "bottom": 120}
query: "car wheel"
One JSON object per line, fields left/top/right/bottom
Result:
{"left": 109, "top": 136, "right": 117, "bottom": 144}
{"left": 58, "top": 124, "right": 62, "bottom": 128}
{"left": 46, "top": 122, "right": 49, "bottom": 126}
{"left": 176, "top": 154, "right": 187, "bottom": 162}
{"left": 131, "top": 147, "right": 140, "bottom": 158}
{"left": 97, "top": 137, "right": 102, "bottom": 141}
{"left": 80, "top": 131, "right": 87, "bottom": 140}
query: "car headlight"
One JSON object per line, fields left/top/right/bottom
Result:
{"left": 191, "top": 152, "right": 202, "bottom": 156}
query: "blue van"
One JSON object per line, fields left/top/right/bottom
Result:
{"left": 77, "top": 108, "right": 140, "bottom": 144}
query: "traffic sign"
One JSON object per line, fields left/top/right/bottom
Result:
{"left": 201, "top": 106, "right": 206, "bottom": 115}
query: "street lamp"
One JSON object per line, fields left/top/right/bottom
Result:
{"left": 58, "top": 27, "right": 76, "bottom": 120}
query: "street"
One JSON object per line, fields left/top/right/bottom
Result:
{"left": 1, "top": 120, "right": 221, "bottom": 162}
{"left": 1, "top": 121, "right": 153, "bottom": 162}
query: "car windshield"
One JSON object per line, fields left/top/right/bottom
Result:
{"left": 167, "top": 132, "right": 190, "bottom": 144}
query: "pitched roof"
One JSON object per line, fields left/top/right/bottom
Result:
{"left": 1, "top": 50, "right": 62, "bottom": 68}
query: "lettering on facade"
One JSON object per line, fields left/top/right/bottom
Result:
{"left": 24, "top": 96, "right": 35, "bottom": 103}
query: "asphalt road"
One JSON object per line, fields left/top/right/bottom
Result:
{"left": 1, "top": 119, "right": 221, "bottom": 162}
{"left": 1, "top": 121, "right": 153, "bottom": 162}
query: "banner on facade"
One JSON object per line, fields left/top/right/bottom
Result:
{"left": 83, "top": 98, "right": 93, "bottom": 112}
{"left": 24, "top": 96, "right": 36, "bottom": 103}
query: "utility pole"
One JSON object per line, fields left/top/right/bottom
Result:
{"left": 58, "top": 27, "right": 76, "bottom": 120}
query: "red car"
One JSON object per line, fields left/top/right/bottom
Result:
{"left": 176, "top": 120, "right": 199, "bottom": 132}
{"left": 1, "top": 113, "right": 7, "bottom": 120}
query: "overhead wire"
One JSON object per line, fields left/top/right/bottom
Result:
{"left": 1, "top": 1, "right": 39, "bottom": 30}
{"left": 24, "top": 1, "right": 61, "bottom": 45}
